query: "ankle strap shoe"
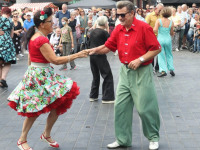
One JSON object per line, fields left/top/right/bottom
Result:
{"left": 17, "top": 140, "right": 33, "bottom": 150}
{"left": 40, "top": 134, "right": 59, "bottom": 148}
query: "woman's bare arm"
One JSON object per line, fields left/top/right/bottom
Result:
{"left": 40, "top": 43, "right": 88, "bottom": 65}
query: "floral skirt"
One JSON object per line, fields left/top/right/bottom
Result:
{"left": 7, "top": 65, "right": 80, "bottom": 117}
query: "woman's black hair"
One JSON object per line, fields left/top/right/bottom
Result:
{"left": 23, "top": 7, "right": 53, "bottom": 49}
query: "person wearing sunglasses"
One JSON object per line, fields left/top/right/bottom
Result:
{"left": 86, "top": 1, "right": 161, "bottom": 150}
{"left": 12, "top": 13, "right": 23, "bottom": 61}
{"left": 135, "top": 8, "right": 146, "bottom": 22}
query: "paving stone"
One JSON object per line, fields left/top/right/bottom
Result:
{"left": 1, "top": 51, "right": 200, "bottom": 149}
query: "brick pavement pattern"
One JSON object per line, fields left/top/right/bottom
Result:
{"left": 0, "top": 51, "right": 200, "bottom": 150}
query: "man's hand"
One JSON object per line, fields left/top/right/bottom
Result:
{"left": 87, "top": 48, "right": 97, "bottom": 55}
{"left": 128, "top": 58, "right": 142, "bottom": 70}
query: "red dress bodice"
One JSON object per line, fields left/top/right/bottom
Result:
{"left": 29, "top": 36, "right": 52, "bottom": 63}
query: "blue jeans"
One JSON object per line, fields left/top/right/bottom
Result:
{"left": 187, "top": 29, "right": 194, "bottom": 46}
{"left": 194, "top": 38, "right": 200, "bottom": 52}
{"left": 78, "top": 33, "right": 84, "bottom": 44}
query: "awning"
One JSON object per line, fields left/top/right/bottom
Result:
{"left": 151, "top": 0, "right": 200, "bottom": 4}
{"left": 9, "top": 2, "right": 58, "bottom": 11}
{"left": 68, "top": 0, "right": 116, "bottom": 9}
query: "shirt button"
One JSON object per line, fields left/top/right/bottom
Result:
{"left": 125, "top": 52, "right": 128, "bottom": 54}
{"left": 125, "top": 43, "right": 128, "bottom": 45}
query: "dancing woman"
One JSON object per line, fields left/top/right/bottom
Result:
{"left": 7, "top": 8, "right": 88, "bottom": 150}
{"left": 154, "top": 7, "right": 175, "bottom": 77}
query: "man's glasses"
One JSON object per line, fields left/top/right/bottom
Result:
{"left": 13, "top": 16, "right": 18, "bottom": 18}
{"left": 116, "top": 12, "right": 130, "bottom": 18}
{"left": 192, "top": 6, "right": 196, "bottom": 8}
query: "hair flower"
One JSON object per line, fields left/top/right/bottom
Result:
{"left": 40, "top": 11, "right": 48, "bottom": 21}
{"left": 41, "top": 11, "right": 45, "bottom": 15}
{"left": 40, "top": 16, "right": 45, "bottom": 20}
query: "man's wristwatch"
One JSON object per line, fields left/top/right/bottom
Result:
{"left": 139, "top": 57, "right": 144, "bottom": 62}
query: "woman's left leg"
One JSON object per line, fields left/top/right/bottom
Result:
{"left": 0, "top": 62, "right": 11, "bottom": 87}
{"left": 43, "top": 109, "right": 58, "bottom": 142}
{"left": 1, "top": 62, "right": 11, "bottom": 80}
{"left": 165, "top": 41, "right": 174, "bottom": 72}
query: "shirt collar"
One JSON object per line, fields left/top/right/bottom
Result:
{"left": 120, "top": 17, "right": 138, "bottom": 32}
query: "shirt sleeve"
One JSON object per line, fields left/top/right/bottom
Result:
{"left": 55, "top": 12, "right": 59, "bottom": 18}
{"left": 23, "top": 21, "right": 27, "bottom": 29}
{"left": 68, "top": 26, "right": 72, "bottom": 32}
{"left": 145, "top": 14, "right": 151, "bottom": 25}
{"left": 144, "top": 26, "right": 161, "bottom": 51}
{"left": 49, "top": 34, "right": 54, "bottom": 45}
{"left": 76, "top": 19, "right": 80, "bottom": 26}
{"left": 36, "top": 36, "right": 50, "bottom": 49}
{"left": 105, "top": 27, "right": 118, "bottom": 52}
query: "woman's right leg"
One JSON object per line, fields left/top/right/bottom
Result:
{"left": 19, "top": 116, "right": 38, "bottom": 149}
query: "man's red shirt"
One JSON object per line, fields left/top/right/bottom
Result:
{"left": 105, "top": 18, "right": 161, "bottom": 65}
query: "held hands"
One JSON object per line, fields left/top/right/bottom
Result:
{"left": 77, "top": 50, "right": 89, "bottom": 58}
{"left": 128, "top": 58, "right": 142, "bottom": 70}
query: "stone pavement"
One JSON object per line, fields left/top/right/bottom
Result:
{"left": 0, "top": 50, "right": 200, "bottom": 150}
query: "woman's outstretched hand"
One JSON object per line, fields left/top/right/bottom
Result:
{"left": 86, "top": 48, "right": 97, "bottom": 55}
{"left": 77, "top": 50, "right": 89, "bottom": 58}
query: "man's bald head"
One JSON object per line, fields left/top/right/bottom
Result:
{"left": 62, "top": 4, "right": 67, "bottom": 12}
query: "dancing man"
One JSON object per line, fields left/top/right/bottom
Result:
{"left": 87, "top": 1, "right": 161, "bottom": 150}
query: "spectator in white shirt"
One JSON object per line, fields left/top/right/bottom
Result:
{"left": 92, "top": 7, "right": 98, "bottom": 24}
{"left": 182, "top": 4, "right": 189, "bottom": 49}
{"left": 176, "top": 6, "right": 187, "bottom": 50}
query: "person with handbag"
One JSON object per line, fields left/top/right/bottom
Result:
{"left": 59, "top": 17, "right": 76, "bottom": 71}
{"left": 12, "top": 12, "right": 23, "bottom": 61}
{"left": 79, "top": 9, "right": 88, "bottom": 44}
{"left": 169, "top": 7, "right": 181, "bottom": 51}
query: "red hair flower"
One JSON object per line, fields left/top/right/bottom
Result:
{"left": 41, "top": 11, "right": 45, "bottom": 15}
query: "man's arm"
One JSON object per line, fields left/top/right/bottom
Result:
{"left": 88, "top": 45, "right": 110, "bottom": 55}
{"left": 128, "top": 49, "right": 161, "bottom": 70}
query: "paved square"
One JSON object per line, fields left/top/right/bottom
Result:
{"left": 0, "top": 50, "right": 200, "bottom": 150}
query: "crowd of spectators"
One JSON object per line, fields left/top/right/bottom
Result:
{"left": 0, "top": 2, "right": 200, "bottom": 63}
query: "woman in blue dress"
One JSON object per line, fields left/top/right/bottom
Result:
{"left": 0, "top": 7, "right": 16, "bottom": 88}
{"left": 154, "top": 7, "right": 175, "bottom": 77}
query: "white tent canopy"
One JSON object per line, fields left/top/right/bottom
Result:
{"left": 9, "top": 2, "right": 58, "bottom": 11}
{"left": 68, "top": 0, "right": 116, "bottom": 9}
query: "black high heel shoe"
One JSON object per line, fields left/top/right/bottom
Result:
{"left": 0, "top": 79, "right": 8, "bottom": 88}
{"left": 170, "top": 71, "right": 175, "bottom": 76}
{"left": 157, "top": 71, "right": 167, "bottom": 77}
